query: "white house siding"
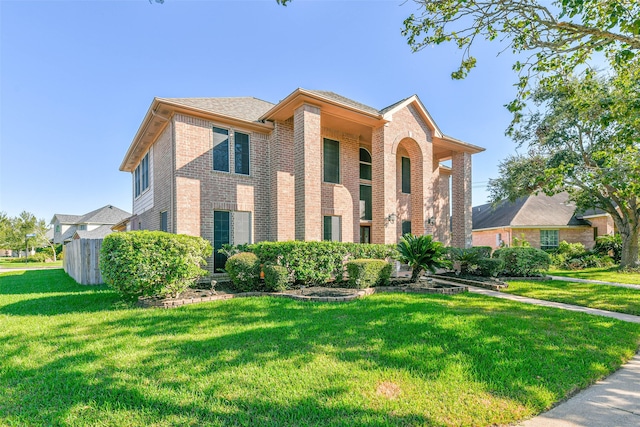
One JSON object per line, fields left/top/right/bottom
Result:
{"left": 133, "top": 145, "right": 155, "bottom": 216}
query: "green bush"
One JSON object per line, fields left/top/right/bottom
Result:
{"left": 594, "top": 234, "right": 622, "bottom": 263}
{"left": 345, "top": 259, "right": 392, "bottom": 288}
{"left": 263, "top": 263, "right": 289, "bottom": 292}
{"left": 247, "top": 241, "right": 396, "bottom": 285}
{"left": 476, "top": 258, "right": 505, "bottom": 277}
{"left": 493, "top": 247, "right": 550, "bottom": 277}
{"left": 100, "top": 231, "right": 212, "bottom": 298}
{"left": 225, "top": 252, "right": 261, "bottom": 292}
{"left": 396, "top": 234, "right": 451, "bottom": 282}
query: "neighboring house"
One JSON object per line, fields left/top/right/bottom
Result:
{"left": 472, "top": 192, "right": 614, "bottom": 250}
{"left": 51, "top": 205, "right": 131, "bottom": 244}
{"left": 120, "top": 88, "right": 484, "bottom": 273}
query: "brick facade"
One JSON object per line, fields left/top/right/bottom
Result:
{"left": 122, "top": 90, "right": 483, "bottom": 272}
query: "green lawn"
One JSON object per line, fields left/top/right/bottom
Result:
{"left": 549, "top": 267, "right": 640, "bottom": 285}
{"left": 504, "top": 279, "right": 640, "bottom": 315}
{"left": 0, "top": 259, "right": 63, "bottom": 269}
{"left": 1, "top": 270, "right": 639, "bottom": 427}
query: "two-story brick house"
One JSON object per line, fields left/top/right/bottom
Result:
{"left": 120, "top": 89, "right": 484, "bottom": 272}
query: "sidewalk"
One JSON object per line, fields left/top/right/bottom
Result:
{"left": 461, "top": 284, "right": 640, "bottom": 426}
{"left": 549, "top": 275, "right": 640, "bottom": 290}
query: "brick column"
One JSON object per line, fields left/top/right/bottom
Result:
{"left": 293, "top": 104, "right": 322, "bottom": 241}
{"left": 371, "top": 126, "right": 398, "bottom": 244}
{"left": 452, "top": 152, "right": 472, "bottom": 248}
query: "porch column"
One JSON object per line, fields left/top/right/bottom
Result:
{"left": 293, "top": 104, "right": 322, "bottom": 241}
{"left": 452, "top": 152, "right": 472, "bottom": 248}
{"left": 371, "top": 126, "right": 397, "bottom": 244}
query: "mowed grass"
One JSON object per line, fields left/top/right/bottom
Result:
{"left": 504, "top": 279, "right": 640, "bottom": 315}
{"left": 0, "top": 259, "right": 63, "bottom": 269}
{"left": 549, "top": 267, "right": 640, "bottom": 285}
{"left": 1, "top": 270, "right": 639, "bottom": 427}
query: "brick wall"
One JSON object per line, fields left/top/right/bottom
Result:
{"left": 270, "top": 119, "right": 295, "bottom": 241}
{"left": 452, "top": 152, "right": 472, "bottom": 248}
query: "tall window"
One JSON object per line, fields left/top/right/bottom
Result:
{"left": 401, "top": 157, "right": 411, "bottom": 194}
{"left": 359, "top": 148, "right": 372, "bottom": 180}
{"left": 360, "top": 184, "right": 372, "bottom": 221}
{"left": 135, "top": 152, "right": 149, "bottom": 198}
{"left": 323, "top": 216, "right": 341, "bottom": 241}
{"left": 213, "top": 211, "right": 230, "bottom": 270}
{"left": 324, "top": 138, "right": 340, "bottom": 183}
{"left": 160, "top": 211, "right": 168, "bottom": 232}
{"left": 402, "top": 220, "right": 411, "bottom": 235}
{"left": 213, "top": 127, "right": 229, "bottom": 172}
{"left": 234, "top": 132, "right": 250, "bottom": 175}
{"left": 540, "top": 230, "right": 559, "bottom": 250}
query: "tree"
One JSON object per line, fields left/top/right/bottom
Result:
{"left": 488, "top": 65, "right": 640, "bottom": 268}
{"left": 0, "top": 211, "right": 53, "bottom": 258}
{"left": 400, "top": 0, "right": 640, "bottom": 113}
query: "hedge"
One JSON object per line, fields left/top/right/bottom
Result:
{"left": 245, "top": 241, "right": 396, "bottom": 285}
{"left": 225, "top": 252, "right": 261, "bottom": 292}
{"left": 345, "top": 259, "right": 392, "bottom": 288}
{"left": 493, "top": 247, "right": 550, "bottom": 277}
{"left": 100, "top": 231, "right": 212, "bottom": 298}
{"left": 263, "top": 263, "right": 290, "bottom": 292}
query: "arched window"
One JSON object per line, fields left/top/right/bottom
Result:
{"left": 359, "top": 148, "right": 372, "bottom": 180}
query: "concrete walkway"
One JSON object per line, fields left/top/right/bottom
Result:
{"left": 461, "top": 284, "right": 640, "bottom": 426}
{"left": 549, "top": 275, "right": 640, "bottom": 290}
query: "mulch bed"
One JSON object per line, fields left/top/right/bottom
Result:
{"left": 138, "top": 278, "right": 468, "bottom": 309}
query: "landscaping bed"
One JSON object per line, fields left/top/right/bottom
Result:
{"left": 138, "top": 278, "right": 467, "bottom": 308}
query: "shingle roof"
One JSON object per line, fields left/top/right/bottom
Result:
{"left": 161, "top": 97, "right": 275, "bottom": 123}
{"left": 53, "top": 214, "right": 82, "bottom": 224}
{"left": 74, "top": 225, "right": 114, "bottom": 240}
{"left": 473, "top": 192, "right": 592, "bottom": 230}
{"left": 305, "top": 90, "right": 380, "bottom": 115}
{"left": 76, "top": 205, "right": 131, "bottom": 225}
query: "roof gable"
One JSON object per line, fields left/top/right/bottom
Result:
{"left": 381, "top": 95, "right": 443, "bottom": 138}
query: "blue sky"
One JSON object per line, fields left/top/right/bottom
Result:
{"left": 1, "top": 0, "right": 521, "bottom": 223}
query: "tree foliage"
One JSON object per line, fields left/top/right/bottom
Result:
{"left": 401, "top": 0, "right": 640, "bottom": 113}
{"left": 396, "top": 234, "right": 451, "bottom": 282}
{"left": 488, "top": 65, "right": 640, "bottom": 267}
{"left": 0, "top": 211, "right": 51, "bottom": 256}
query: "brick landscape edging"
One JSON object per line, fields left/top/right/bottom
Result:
{"left": 138, "top": 284, "right": 468, "bottom": 309}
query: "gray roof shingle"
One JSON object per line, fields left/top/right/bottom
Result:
{"left": 305, "top": 90, "right": 380, "bottom": 115}
{"left": 473, "top": 193, "right": 591, "bottom": 230}
{"left": 161, "top": 97, "right": 275, "bottom": 123}
{"left": 77, "top": 205, "right": 131, "bottom": 225}
{"left": 74, "top": 225, "right": 115, "bottom": 240}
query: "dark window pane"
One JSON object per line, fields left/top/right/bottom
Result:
{"left": 360, "top": 184, "right": 372, "bottom": 221}
{"left": 324, "top": 138, "right": 340, "bottom": 183}
{"left": 213, "top": 127, "right": 229, "bottom": 172}
{"left": 360, "top": 164, "right": 372, "bottom": 181}
{"left": 160, "top": 211, "right": 168, "bottom": 232}
{"left": 234, "top": 132, "right": 250, "bottom": 175}
{"left": 402, "top": 157, "right": 411, "bottom": 194}
{"left": 402, "top": 220, "right": 411, "bottom": 235}
{"left": 323, "top": 216, "right": 332, "bottom": 241}
{"left": 213, "top": 211, "right": 230, "bottom": 270}
{"left": 359, "top": 148, "right": 371, "bottom": 163}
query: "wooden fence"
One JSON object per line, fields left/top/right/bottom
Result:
{"left": 64, "top": 238, "right": 103, "bottom": 285}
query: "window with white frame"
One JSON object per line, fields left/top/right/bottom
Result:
{"left": 234, "top": 132, "right": 250, "bottom": 175}
{"left": 134, "top": 152, "right": 149, "bottom": 198}
{"left": 540, "top": 230, "right": 559, "bottom": 250}
{"left": 323, "top": 216, "right": 341, "bottom": 241}
{"left": 213, "top": 127, "right": 230, "bottom": 172}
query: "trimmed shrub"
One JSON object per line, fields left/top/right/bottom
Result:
{"left": 247, "top": 241, "right": 396, "bottom": 285}
{"left": 100, "top": 231, "right": 212, "bottom": 298}
{"left": 476, "top": 258, "right": 505, "bottom": 277}
{"left": 225, "top": 252, "right": 261, "bottom": 292}
{"left": 263, "top": 263, "right": 289, "bottom": 292}
{"left": 493, "top": 247, "right": 550, "bottom": 277}
{"left": 346, "top": 259, "right": 392, "bottom": 288}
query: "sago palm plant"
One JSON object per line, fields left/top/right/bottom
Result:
{"left": 396, "top": 234, "right": 451, "bottom": 282}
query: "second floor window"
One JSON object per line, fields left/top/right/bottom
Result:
{"left": 324, "top": 138, "right": 340, "bottom": 184}
{"left": 401, "top": 157, "right": 411, "bottom": 194}
{"left": 213, "top": 127, "right": 229, "bottom": 172}
{"left": 360, "top": 148, "right": 372, "bottom": 180}
{"left": 134, "top": 152, "right": 149, "bottom": 198}
{"left": 234, "top": 132, "right": 250, "bottom": 175}
{"left": 160, "top": 211, "right": 168, "bottom": 232}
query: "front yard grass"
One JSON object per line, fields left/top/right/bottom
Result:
{"left": 1, "top": 269, "right": 639, "bottom": 427}
{"left": 549, "top": 266, "right": 640, "bottom": 285}
{"left": 0, "top": 259, "right": 63, "bottom": 269}
{"left": 504, "top": 279, "right": 640, "bottom": 316}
